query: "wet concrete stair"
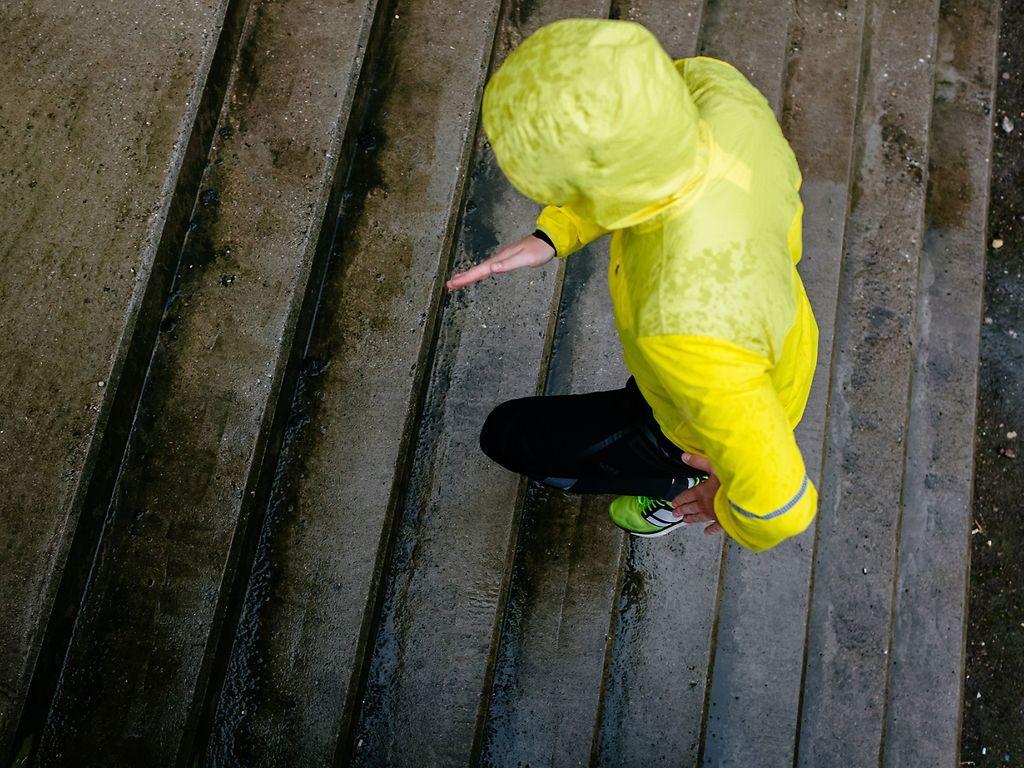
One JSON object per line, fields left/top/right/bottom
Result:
{"left": 210, "top": 0, "right": 509, "bottom": 762}
{"left": 0, "top": 0, "right": 250, "bottom": 759}
{"left": 885, "top": 4, "right": 999, "bottom": 764}
{"left": 0, "top": 0, "right": 1000, "bottom": 766}
{"left": 28, "top": 0, "right": 386, "bottom": 763}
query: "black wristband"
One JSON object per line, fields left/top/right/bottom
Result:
{"left": 532, "top": 228, "right": 556, "bottom": 254}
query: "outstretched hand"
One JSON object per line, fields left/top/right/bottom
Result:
{"left": 446, "top": 234, "right": 556, "bottom": 291}
{"left": 672, "top": 453, "right": 723, "bottom": 536}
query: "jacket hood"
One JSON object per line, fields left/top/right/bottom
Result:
{"left": 482, "top": 19, "right": 703, "bottom": 230}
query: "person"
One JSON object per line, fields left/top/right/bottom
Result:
{"left": 446, "top": 18, "right": 818, "bottom": 552}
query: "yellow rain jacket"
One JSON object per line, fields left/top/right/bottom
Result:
{"left": 482, "top": 19, "right": 818, "bottom": 552}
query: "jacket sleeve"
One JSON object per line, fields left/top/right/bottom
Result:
{"left": 535, "top": 204, "right": 609, "bottom": 258}
{"left": 636, "top": 334, "right": 817, "bottom": 552}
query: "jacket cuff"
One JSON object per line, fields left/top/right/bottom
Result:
{"left": 535, "top": 205, "right": 576, "bottom": 257}
{"left": 532, "top": 228, "right": 556, "bottom": 255}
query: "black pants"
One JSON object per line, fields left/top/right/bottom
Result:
{"left": 479, "top": 378, "right": 705, "bottom": 499}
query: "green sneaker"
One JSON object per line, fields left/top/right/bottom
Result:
{"left": 609, "top": 495, "right": 687, "bottom": 538}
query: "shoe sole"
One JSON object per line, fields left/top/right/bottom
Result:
{"left": 623, "top": 521, "right": 688, "bottom": 538}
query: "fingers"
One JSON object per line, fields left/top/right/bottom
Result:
{"left": 445, "top": 247, "right": 539, "bottom": 291}
{"left": 680, "top": 509, "right": 714, "bottom": 524}
{"left": 446, "top": 248, "right": 519, "bottom": 290}
{"left": 682, "top": 452, "right": 713, "bottom": 473}
{"left": 490, "top": 248, "right": 544, "bottom": 273}
{"left": 673, "top": 452, "right": 721, "bottom": 530}
{"left": 445, "top": 267, "right": 484, "bottom": 290}
{"left": 671, "top": 495, "right": 699, "bottom": 516}
{"left": 447, "top": 234, "right": 556, "bottom": 291}
{"left": 672, "top": 481, "right": 714, "bottom": 509}
{"left": 672, "top": 500, "right": 701, "bottom": 519}
{"left": 672, "top": 484, "right": 716, "bottom": 524}
{"left": 447, "top": 264, "right": 495, "bottom": 290}
{"left": 672, "top": 488, "right": 698, "bottom": 507}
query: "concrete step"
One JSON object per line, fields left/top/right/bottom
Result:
{"left": 480, "top": 7, "right": 704, "bottom": 764}
{"left": 201, "top": 0, "right": 509, "bottom": 763}
{"left": 587, "top": 4, "right": 798, "bottom": 764}
{"left": 585, "top": 4, "right": 798, "bottom": 765}
{"left": 884, "top": 3, "right": 1000, "bottom": 765}
{"left": 345, "top": 3, "right": 620, "bottom": 765}
{"left": 612, "top": 0, "right": 704, "bottom": 57}
{"left": 798, "top": 0, "right": 944, "bottom": 764}
{"left": 28, "top": 0, "right": 384, "bottom": 764}
{"left": 702, "top": 1, "right": 870, "bottom": 763}
{"left": 0, "top": 0, "right": 248, "bottom": 760}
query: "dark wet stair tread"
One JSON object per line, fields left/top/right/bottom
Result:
{"left": 482, "top": 7, "right": 705, "bottom": 764}
{"left": 701, "top": 1, "right": 871, "bottom": 764}
{"left": 884, "top": 3, "right": 1000, "bottom": 765}
{"left": 345, "top": 3, "right": 624, "bottom": 765}
{"left": 798, "top": 1, "right": 948, "bottom": 765}
{"left": 0, "top": 0, "right": 242, "bottom": 759}
{"left": 30, "top": 0, "right": 382, "bottom": 764}
{"left": 597, "top": 1, "right": 799, "bottom": 763}
{"left": 204, "top": 0, "right": 511, "bottom": 764}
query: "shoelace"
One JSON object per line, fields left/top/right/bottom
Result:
{"left": 638, "top": 495, "right": 671, "bottom": 513}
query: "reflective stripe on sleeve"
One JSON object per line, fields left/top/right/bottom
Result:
{"left": 729, "top": 474, "right": 809, "bottom": 521}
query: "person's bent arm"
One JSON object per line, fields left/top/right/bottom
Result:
{"left": 638, "top": 334, "right": 817, "bottom": 552}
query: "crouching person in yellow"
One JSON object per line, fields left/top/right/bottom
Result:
{"left": 446, "top": 18, "right": 818, "bottom": 552}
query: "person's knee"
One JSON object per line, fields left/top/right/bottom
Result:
{"left": 479, "top": 400, "right": 521, "bottom": 470}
